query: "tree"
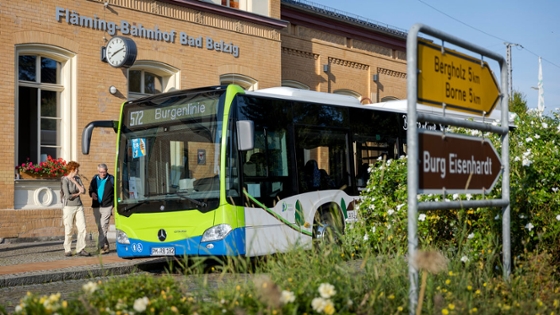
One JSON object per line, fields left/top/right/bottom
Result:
{"left": 509, "top": 90, "right": 528, "bottom": 117}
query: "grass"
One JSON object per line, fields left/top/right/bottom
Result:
{"left": 3, "top": 235, "right": 560, "bottom": 315}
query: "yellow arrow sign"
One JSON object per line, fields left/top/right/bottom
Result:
{"left": 418, "top": 41, "right": 501, "bottom": 116}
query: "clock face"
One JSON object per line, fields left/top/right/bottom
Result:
{"left": 105, "top": 37, "right": 137, "bottom": 68}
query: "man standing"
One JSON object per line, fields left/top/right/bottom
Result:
{"left": 89, "top": 163, "right": 114, "bottom": 254}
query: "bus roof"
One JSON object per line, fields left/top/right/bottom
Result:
{"left": 246, "top": 86, "right": 515, "bottom": 127}
{"left": 363, "top": 99, "right": 516, "bottom": 127}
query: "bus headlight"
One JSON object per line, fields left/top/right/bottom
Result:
{"left": 201, "top": 224, "right": 232, "bottom": 242}
{"left": 116, "top": 229, "right": 130, "bottom": 244}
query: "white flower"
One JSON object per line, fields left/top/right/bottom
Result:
{"left": 418, "top": 214, "right": 426, "bottom": 221}
{"left": 542, "top": 122, "right": 548, "bottom": 128}
{"left": 492, "top": 120, "right": 499, "bottom": 126}
{"left": 526, "top": 137, "right": 533, "bottom": 142}
{"left": 387, "top": 209, "right": 395, "bottom": 216}
{"left": 522, "top": 158, "right": 532, "bottom": 167}
{"left": 514, "top": 156, "right": 521, "bottom": 161}
{"left": 466, "top": 194, "right": 473, "bottom": 200}
{"left": 396, "top": 203, "right": 405, "bottom": 211}
{"left": 133, "top": 297, "right": 149, "bottom": 313}
{"left": 494, "top": 214, "right": 500, "bottom": 220}
{"left": 312, "top": 297, "right": 327, "bottom": 312}
{"left": 461, "top": 256, "right": 469, "bottom": 262}
{"left": 553, "top": 187, "right": 559, "bottom": 193}
{"left": 444, "top": 198, "right": 451, "bottom": 202}
{"left": 82, "top": 281, "right": 98, "bottom": 294}
{"left": 535, "top": 134, "right": 541, "bottom": 139}
{"left": 280, "top": 290, "right": 296, "bottom": 304}
{"left": 556, "top": 215, "right": 560, "bottom": 221}
{"left": 15, "top": 305, "right": 22, "bottom": 313}
{"left": 453, "top": 193, "right": 459, "bottom": 200}
{"left": 468, "top": 233, "right": 474, "bottom": 239}
{"left": 363, "top": 234, "right": 369, "bottom": 241}
{"left": 371, "top": 226, "right": 376, "bottom": 233}
{"left": 525, "top": 223, "right": 534, "bottom": 231}
{"left": 318, "top": 283, "right": 336, "bottom": 299}
{"left": 519, "top": 214, "right": 526, "bottom": 219}
{"left": 387, "top": 224, "right": 392, "bottom": 230}
{"left": 377, "top": 156, "right": 382, "bottom": 161}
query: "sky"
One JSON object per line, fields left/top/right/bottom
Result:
{"left": 318, "top": 0, "right": 560, "bottom": 114}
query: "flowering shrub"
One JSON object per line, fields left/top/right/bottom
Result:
{"left": 347, "top": 106, "right": 560, "bottom": 269}
{"left": 16, "top": 156, "right": 67, "bottom": 177}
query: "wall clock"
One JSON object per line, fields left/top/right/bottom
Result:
{"left": 105, "top": 36, "right": 137, "bottom": 68}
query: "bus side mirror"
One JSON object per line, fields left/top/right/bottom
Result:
{"left": 82, "top": 120, "right": 118, "bottom": 155}
{"left": 237, "top": 120, "right": 254, "bottom": 151}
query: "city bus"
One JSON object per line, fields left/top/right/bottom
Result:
{"left": 81, "top": 84, "right": 506, "bottom": 258}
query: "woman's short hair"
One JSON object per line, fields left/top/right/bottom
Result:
{"left": 66, "top": 161, "right": 80, "bottom": 172}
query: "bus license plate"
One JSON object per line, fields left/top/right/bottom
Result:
{"left": 151, "top": 247, "right": 175, "bottom": 256}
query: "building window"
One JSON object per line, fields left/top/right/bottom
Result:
{"left": 16, "top": 47, "right": 75, "bottom": 166}
{"left": 205, "top": 0, "right": 270, "bottom": 16}
{"left": 128, "top": 61, "right": 180, "bottom": 100}
{"left": 281, "top": 80, "right": 310, "bottom": 90}
{"left": 129, "top": 70, "right": 162, "bottom": 97}
{"left": 333, "top": 89, "right": 361, "bottom": 100}
{"left": 220, "top": 73, "right": 258, "bottom": 91}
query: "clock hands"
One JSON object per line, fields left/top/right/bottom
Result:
{"left": 110, "top": 47, "right": 124, "bottom": 58}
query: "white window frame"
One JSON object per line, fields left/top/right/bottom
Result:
{"left": 333, "top": 89, "right": 361, "bottom": 100}
{"left": 281, "top": 80, "right": 310, "bottom": 90}
{"left": 220, "top": 73, "right": 258, "bottom": 91}
{"left": 15, "top": 45, "right": 77, "bottom": 164}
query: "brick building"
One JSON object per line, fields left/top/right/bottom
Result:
{"left": 0, "top": 0, "right": 406, "bottom": 242}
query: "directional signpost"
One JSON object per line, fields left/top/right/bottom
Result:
{"left": 418, "top": 130, "right": 502, "bottom": 194}
{"left": 418, "top": 40, "right": 501, "bottom": 116}
{"left": 407, "top": 24, "right": 510, "bottom": 315}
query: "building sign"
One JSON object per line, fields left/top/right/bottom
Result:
{"left": 55, "top": 7, "right": 240, "bottom": 57}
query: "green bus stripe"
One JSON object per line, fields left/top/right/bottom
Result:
{"left": 243, "top": 190, "right": 312, "bottom": 237}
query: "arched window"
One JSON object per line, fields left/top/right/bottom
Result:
{"left": 128, "top": 61, "right": 180, "bottom": 100}
{"left": 333, "top": 89, "right": 361, "bottom": 100}
{"left": 16, "top": 45, "right": 76, "bottom": 165}
{"left": 281, "top": 80, "right": 310, "bottom": 90}
{"left": 381, "top": 96, "right": 399, "bottom": 102}
{"left": 220, "top": 73, "right": 258, "bottom": 91}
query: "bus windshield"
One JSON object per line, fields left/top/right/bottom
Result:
{"left": 117, "top": 89, "right": 225, "bottom": 216}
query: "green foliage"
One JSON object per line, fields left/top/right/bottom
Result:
{"left": 509, "top": 90, "right": 529, "bottom": 118}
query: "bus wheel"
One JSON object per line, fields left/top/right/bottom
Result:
{"left": 313, "top": 210, "right": 343, "bottom": 246}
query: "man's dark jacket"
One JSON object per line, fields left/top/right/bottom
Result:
{"left": 88, "top": 174, "right": 115, "bottom": 208}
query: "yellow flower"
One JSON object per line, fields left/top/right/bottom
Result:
{"left": 448, "top": 303, "right": 455, "bottom": 310}
{"left": 389, "top": 294, "right": 395, "bottom": 300}
{"left": 445, "top": 279, "right": 451, "bottom": 285}
{"left": 467, "top": 285, "right": 472, "bottom": 291}
{"left": 323, "top": 300, "right": 335, "bottom": 315}
{"left": 236, "top": 285, "right": 241, "bottom": 291}
{"left": 442, "top": 309, "right": 449, "bottom": 315}
{"left": 171, "top": 306, "right": 178, "bottom": 313}
{"left": 469, "top": 307, "right": 478, "bottom": 313}
{"left": 475, "top": 289, "right": 481, "bottom": 295}
{"left": 448, "top": 271, "right": 454, "bottom": 276}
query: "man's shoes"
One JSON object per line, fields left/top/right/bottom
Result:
{"left": 78, "top": 250, "right": 91, "bottom": 257}
{"left": 101, "top": 246, "right": 110, "bottom": 254}
{"left": 64, "top": 251, "right": 72, "bottom": 257}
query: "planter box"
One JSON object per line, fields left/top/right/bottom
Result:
{"left": 19, "top": 172, "right": 61, "bottom": 180}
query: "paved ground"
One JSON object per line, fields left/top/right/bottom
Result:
{"left": 0, "top": 238, "right": 167, "bottom": 313}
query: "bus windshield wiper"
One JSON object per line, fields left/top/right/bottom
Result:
{"left": 146, "top": 192, "right": 207, "bottom": 208}
{"left": 175, "top": 191, "right": 207, "bottom": 208}
{"left": 123, "top": 200, "right": 150, "bottom": 213}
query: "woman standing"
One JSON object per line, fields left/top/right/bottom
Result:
{"left": 61, "top": 161, "right": 91, "bottom": 257}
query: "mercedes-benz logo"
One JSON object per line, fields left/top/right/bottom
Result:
{"left": 157, "top": 229, "right": 167, "bottom": 242}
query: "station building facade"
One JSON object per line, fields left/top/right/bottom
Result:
{"left": 0, "top": 0, "right": 406, "bottom": 241}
